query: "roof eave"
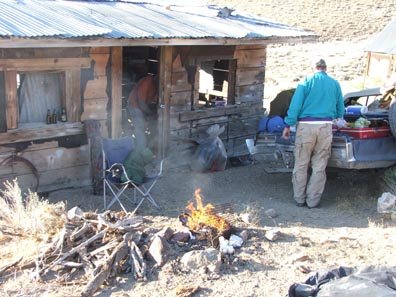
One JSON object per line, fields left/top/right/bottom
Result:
{"left": 0, "top": 35, "right": 319, "bottom": 49}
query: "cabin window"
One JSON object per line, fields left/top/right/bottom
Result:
{"left": 18, "top": 72, "right": 65, "bottom": 124}
{"left": 198, "top": 59, "right": 236, "bottom": 107}
{"left": 0, "top": 56, "right": 89, "bottom": 134}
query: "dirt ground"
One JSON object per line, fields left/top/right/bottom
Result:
{"left": 43, "top": 159, "right": 396, "bottom": 297}
{"left": 2, "top": 1, "right": 396, "bottom": 296}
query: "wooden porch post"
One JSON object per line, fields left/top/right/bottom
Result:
{"left": 110, "top": 47, "right": 123, "bottom": 138}
{"left": 158, "top": 46, "right": 173, "bottom": 158}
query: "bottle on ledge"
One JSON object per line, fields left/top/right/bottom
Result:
{"left": 52, "top": 109, "right": 58, "bottom": 124}
{"left": 46, "top": 109, "right": 52, "bottom": 124}
{"left": 60, "top": 108, "right": 67, "bottom": 122}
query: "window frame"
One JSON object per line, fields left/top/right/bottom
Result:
{"left": 1, "top": 58, "right": 91, "bottom": 129}
{"left": 194, "top": 56, "right": 237, "bottom": 109}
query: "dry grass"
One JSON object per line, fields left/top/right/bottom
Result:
{"left": 0, "top": 179, "right": 66, "bottom": 291}
{"left": 0, "top": 179, "right": 65, "bottom": 240}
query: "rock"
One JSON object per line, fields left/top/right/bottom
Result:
{"left": 264, "top": 208, "right": 278, "bottom": 218}
{"left": 67, "top": 206, "right": 84, "bottom": 220}
{"left": 241, "top": 213, "right": 253, "bottom": 224}
{"left": 229, "top": 234, "right": 243, "bottom": 248}
{"left": 265, "top": 229, "right": 281, "bottom": 241}
{"left": 155, "top": 226, "right": 174, "bottom": 240}
{"left": 180, "top": 248, "right": 221, "bottom": 273}
{"left": 239, "top": 230, "right": 249, "bottom": 241}
{"left": 291, "top": 253, "right": 310, "bottom": 264}
{"left": 148, "top": 235, "right": 170, "bottom": 266}
{"left": 170, "top": 231, "right": 190, "bottom": 243}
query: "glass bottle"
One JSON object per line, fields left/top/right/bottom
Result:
{"left": 46, "top": 109, "right": 52, "bottom": 124}
{"left": 52, "top": 109, "right": 58, "bottom": 124}
{"left": 60, "top": 108, "right": 67, "bottom": 122}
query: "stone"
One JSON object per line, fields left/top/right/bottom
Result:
{"left": 239, "top": 230, "right": 249, "bottom": 241}
{"left": 180, "top": 248, "right": 221, "bottom": 273}
{"left": 148, "top": 235, "right": 170, "bottom": 266}
{"left": 265, "top": 229, "right": 281, "bottom": 241}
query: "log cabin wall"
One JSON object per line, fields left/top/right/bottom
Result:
{"left": 0, "top": 47, "right": 110, "bottom": 193}
{"left": 167, "top": 45, "right": 266, "bottom": 165}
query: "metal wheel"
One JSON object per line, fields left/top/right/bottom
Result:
{"left": 389, "top": 100, "right": 396, "bottom": 138}
{"left": 0, "top": 155, "right": 39, "bottom": 193}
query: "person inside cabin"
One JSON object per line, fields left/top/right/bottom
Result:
{"left": 126, "top": 75, "right": 158, "bottom": 150}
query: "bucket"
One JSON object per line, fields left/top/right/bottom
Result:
{"left": 345, "top": 105, "right": 368, "bottom": 115}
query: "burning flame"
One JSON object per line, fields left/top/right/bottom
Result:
{"left": 185, "top": 189, "right": 231, "bottom": 233}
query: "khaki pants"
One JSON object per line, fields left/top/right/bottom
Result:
{"left": 292, "top": 123, "right": 332, "bottom": 207}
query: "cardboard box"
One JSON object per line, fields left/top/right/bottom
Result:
{"left": 339, "top": 126, "right": 390, "bottom": 139}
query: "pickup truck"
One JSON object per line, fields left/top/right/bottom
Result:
{"left": 247, "top": 87, "right": 396, "bottom": 170}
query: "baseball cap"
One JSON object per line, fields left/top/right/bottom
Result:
{"left": 316, "top": 59, "right": 327, "bottom": 67}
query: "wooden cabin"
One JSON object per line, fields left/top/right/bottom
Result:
{"left": 0, "top": 0, "right": 316, "bottom": 193}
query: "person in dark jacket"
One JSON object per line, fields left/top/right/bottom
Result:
{"left": 127, "top": 75, "right": 157, "bottom": 150}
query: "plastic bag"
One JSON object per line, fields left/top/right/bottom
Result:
{"left": 191, "top": 125, "right": 227, "bottom": 173}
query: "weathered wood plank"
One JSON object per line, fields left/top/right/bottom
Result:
{"left": 0, "top": 122, "right": 84, "bottom": 145}
{"left": 236, "top": 67, "right": 265, "bottom": 86}
{"left": 37, "top": 164, "right": 91, "bottom": 192}
{"left": 235, "top": 45, "right": 267, "bottom": 51}
{"left": 170, "top": 91, "right": 193, "bottom": 106}
{"left": 159, "top": 46, "right": 173, "bottom": 157}
{"left": 89, "top": 47, "right": 110, "bottom": 55}
{"left": 20, "top": 145, "right": 89, "bottom": 172}
{"left": 0, "top": 71, "right": 6, "bottom": 132}
{"left": 65, "top": 68, "right": 81, "bottom": 122}
{"left": 172, "top": 53, "right": 184, "bottom": 73}
{"left": 81, "top": 98, "right": 108, "bottom": 121}
{"left": 234, "top": 48, "right": 267, "bottom": 68}
{"left": 236, "top": 84, "right": 264, "bottom": 103}
{"left": 5, "top": 70, "right": 17, "bottom": 130}
{"left": 171, "top": 72, "right": 191, "bottom": 92}
{"left": 0, "top": 58, "right": 92, "bottom": 71}
{"left": 110, "top": 47, "right": 123, "bottom": 138}
{"left": 0, "top": 48, "right": 84, "bottom": 59}
{"left": 90, "top": 53, "right": 109, "bottom": 77}
{"left": 83, "top": 77, "right": 108, "bottom": 99}
{"left": 179, "top": 105, "right": 250, "bottom": 122}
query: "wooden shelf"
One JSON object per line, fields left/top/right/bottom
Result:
{"left": 0, "top": 122, "right": 85, "bottom": 145}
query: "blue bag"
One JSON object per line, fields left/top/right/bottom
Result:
{"left": 257, "top": 116, "right": 285, "bottom": 133}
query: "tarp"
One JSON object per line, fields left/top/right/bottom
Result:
{"left": 365, "top": 18, "right": 396, "bottom": 55}
{"left": 289, "top": 265, "right": 396, "bottom": 297}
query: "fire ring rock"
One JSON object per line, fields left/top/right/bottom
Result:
{"left": 180, "top": 248, "right": 221, "bottom": 273}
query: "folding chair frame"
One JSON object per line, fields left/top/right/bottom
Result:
{"left": 102, "top": 149, "right": 163, "bottom": 215}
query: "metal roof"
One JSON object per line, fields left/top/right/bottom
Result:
{"left": 365, "top": 18, "right": 396, "bottom": 55}
{"left": 0, "top": 0, "right": 316, "bottom": 44}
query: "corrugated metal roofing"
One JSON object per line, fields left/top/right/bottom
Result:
{"left": 0, "top": 0, "right": 316, "bottom": 41}
{"left": 364, "top": 18, "right": 396, "bottom": 55}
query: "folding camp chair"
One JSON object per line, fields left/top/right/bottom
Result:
{"left": 102, "top": 136, "right": 163, "bottom": 214}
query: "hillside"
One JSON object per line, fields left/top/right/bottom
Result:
{"left": 207, "top": 0, "right": 395, "bottom": 105}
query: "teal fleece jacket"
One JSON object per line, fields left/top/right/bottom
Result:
{"left": 284, "top": 71, "right": 345, "bottom": 127}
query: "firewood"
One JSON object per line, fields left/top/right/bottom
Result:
{"left": 70, "top": 222, "right": 92, "bottom": 242}
{"left": 88, "top": 241, "right": 119, "bottom": 258}
{"left": 58, "top": 261, "right": 84, "bottom": 268}
{"left": 110, "top": 234, "right": 130, "bottom": 277}
{"left": 81, "top": 235, "right": 129, "bottom": 297}
{"left": 0, "top": 256, "right": 23, "bottom": 276}
{"left": 130, "top": 241, "right": 147, "bottom": 281}
{"left": 41, "top": 229, "right": 107, "bottom": 275}
{"left": 94, "top": 214, "right": 144, "bottom": 231}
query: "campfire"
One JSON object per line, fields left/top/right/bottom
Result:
{"left": 180, "top": 188, "right": 233, "bottom": 245}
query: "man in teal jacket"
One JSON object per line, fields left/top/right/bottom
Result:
{"left": 282, "top": 59, "right": 345, "bottom": 208}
